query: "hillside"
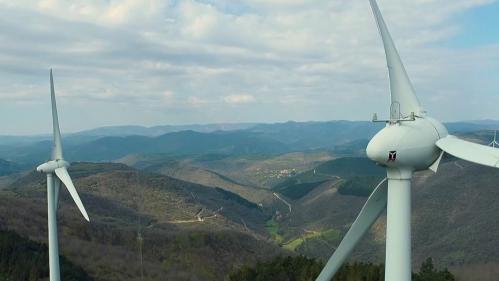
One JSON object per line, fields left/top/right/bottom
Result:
{"left": 190, "top": 150, "right": 336, "bottom": 189}
{"left": 273, "top": 157, "right": 385, "bottom": 200}
{"left": 117, "top": 150, "right": 335, "bottom": 190}
{"left": 0, "top": 230, "right": 90, "bottom": 280}
{"left": 0, "top": 162, "right": 284, "bottom": 281}
{"left": 116, "top": 153, "right": 499, "bottom": 281}
{"left": 142, "top": 159, "right": 275, "bottom": 205}
{"left": 265, "top": 158, "right": 499, "bottom": 281}
{"left": 0, "top": 159, "right": 21, "bottom": 176}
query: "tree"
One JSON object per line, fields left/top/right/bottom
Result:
{"left": 413, "top": 258, "right": 455, "bottom": 281}
{"left": 230, "top": 256, "right": 456, "bottom": 281}
{"left": 0, "top": 230, "right": 91, "bottom": 281}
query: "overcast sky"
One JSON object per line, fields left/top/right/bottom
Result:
{"left": 0, "top": 0, "right": 498, "bottom": 135}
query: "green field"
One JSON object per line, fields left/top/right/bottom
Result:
{"left": 283, "top": 229, "right": 341, "bottom": 251}
{"left": 265, "top": 219, "right": 284, "bottom": 243}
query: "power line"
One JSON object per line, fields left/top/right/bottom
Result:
{"left": 135, "top": 171, "right": 144, "bottom": 281}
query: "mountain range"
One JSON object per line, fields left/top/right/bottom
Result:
{"left": 1, "top": 120, "right": 498, "bottom": 169}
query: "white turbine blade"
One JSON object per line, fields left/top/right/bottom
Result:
{"left": 50, "top": 69, "right": 63, "bottom": 160}
{"left": 369, "top": 0, "right": 422, "bottom": 117}
{"left": 54, "top": 167, "right": 90, "bottom": 221}
{"left": 429, "top": 151, "right": 444, "bottom": 173}
{"left": 315, "top": 178, "right": 388, "bottom": 281}
{"left": 436, "top": 135, "right": 499, "bottom": 168}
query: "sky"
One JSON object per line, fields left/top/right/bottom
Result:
{"left": 0, "top": 0, "right": 498, "bottom": 135}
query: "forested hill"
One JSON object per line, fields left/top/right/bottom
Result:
{"left": 0, "top": 229, "right": 90, "bottom": 280}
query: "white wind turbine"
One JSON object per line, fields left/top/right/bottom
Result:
{"left": 489, "top": 131, "right": 499, "bottom": 148}
{"left": 36, "top": 70, "right": 90, "bottom": 281}
{"left": 316, "top": 1, "right": 499, "bottom": 281}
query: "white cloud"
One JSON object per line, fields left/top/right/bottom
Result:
{"left": 0, "top": 0, "right": 168, "bottom": 26}
{"left": 0, "top": 0, "right": 497, "bottom": 134}
{"left": 223, "top": 94, "right": 256, "bottom": 104}
{"left": 187, "top": 96, "right": 211, "bottom": 107}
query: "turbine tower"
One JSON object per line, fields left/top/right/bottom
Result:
{"left": 37, "top": 70, "right": 90, "bottom": 281}
{"left": 315, "top": 1, "right": 499, "bottom": 281}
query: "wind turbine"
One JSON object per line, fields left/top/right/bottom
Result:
{"left": 489, "top": 131, "right": 499, "bottom": 148}
{"left": 36, "top": 69, "right": 90, "bottom": 281}
{"left": 316, "top": 1, "right": 499, "bottom": 281}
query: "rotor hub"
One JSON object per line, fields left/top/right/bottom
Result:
{"left": 36, "top": 159, "right": 70, "bottom": 173}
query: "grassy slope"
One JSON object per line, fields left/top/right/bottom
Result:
{"left": 193, "top": 150, "right": 335, "bottom": 188}
{"left": 144, "top": 160, "right": 274, "bottom": 205}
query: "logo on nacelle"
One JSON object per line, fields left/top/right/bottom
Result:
{"left": 388, "top": 151, "right": 397, "bottom": 162}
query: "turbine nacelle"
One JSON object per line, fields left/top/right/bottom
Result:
{"left": 366, "top": 117, "right": 446, "bottom": 172}
{"left": 36, "top": 159, "right": 70, "bottom": 173}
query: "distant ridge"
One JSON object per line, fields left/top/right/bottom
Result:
{"left": 71, "top": 123, "right": 259, "bottom": 137}
{"left": 1, "top": 120, "right": 499, "bottom": 166}
{"left": 1, "top": 120, "right": 499, "bottom": 140}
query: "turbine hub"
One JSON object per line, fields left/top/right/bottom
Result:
{"left": 36, "top": 159, "right": 70, "bottom": 173}
{"left": 366, "top": 117, "right": 445, "bottom": 171}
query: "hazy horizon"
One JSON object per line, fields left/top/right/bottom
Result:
{"left": 2, "top": 118, "right": 499, "bottom": 137}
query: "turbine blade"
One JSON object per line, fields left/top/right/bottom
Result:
{"left": 50, "top": 69, "right": 63, "bottom": 160}
{"left": 315, "top": 178, "right": 388, "bottom": 281}
{"left": 436, "top": 135, "right": 499, "bottom": 168}
{"left": 54, "top": 167, "right": 90, "bottom": 221}
{"left": 429, "top": 151, "right": 444, "bottom": 173}
{"left": 369, "top": 0, "right": 422, "bottom": 118}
